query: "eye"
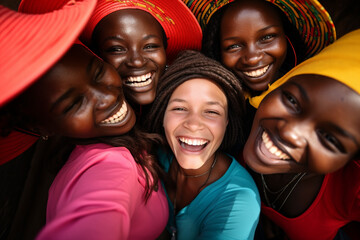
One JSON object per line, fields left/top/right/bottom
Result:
{"left": 171, "top": 106, "right": 186, "bottom": 111}
{"left": 260, "top": 34, "right": 276, "bottom": 42}
{"left": 144, "top": 43, "right": 160, "bottom": 50}
{"left": 225, "top": 43, "right": 241, "bottom": 51}
{"left": 205, "top": 110, "right": 220, "bottom": 115}
{"left": 63, "top": 96, "right": 83, "bottom": 114}
{"left": 317, "top": 129, "right": 345, "bottom": 153}
{"left": 282, "top": 90, "right": 301, "bottom": 113}
{"left": 106, "top": 45, "right": 126, "bottom": 54}
{"left": 94, "top": 61, "right": 104, "bottom": 83}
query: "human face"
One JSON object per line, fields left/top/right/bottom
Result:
{"left": 92, "top": 9, "right": 167, "bottom": 105}
{"left": 220, "top": 0, "right": 287, "bottom": 94}
{"left": 20, "top": 44, "right": 136, "bottom": 139}
{"left": 163, "top": 79, "right": 228, "bottom": 169}
{"left": 244, "top": 74, "right": 360, "bottom": 175}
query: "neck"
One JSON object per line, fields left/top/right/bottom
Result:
{"left": 177, "top": 154, "right": 217, "bottom": 178}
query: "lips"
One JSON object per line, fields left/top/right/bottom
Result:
{"left": 125, "top": 72, "right": 152, "bottom": 87}
{"left": 100, "top": 101, "right": 127, "bottom": 124}
{"left": 243, "top": 65, "right": 269, "bottom": 78}
{"left": 178, "top": 137, "right": 209, "bottom": 152}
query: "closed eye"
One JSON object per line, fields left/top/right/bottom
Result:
{"left": 63, "top": 96, "right": 84, "bottom": 114}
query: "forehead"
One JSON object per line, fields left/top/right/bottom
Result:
{"left": 96, "top": 9, "right": 163, "bottom": 36}
{"left": 171, "top": 78, "right": 227, "bottom": 101}
{"left": 222, "top": 0, "right": 282, "bottom": 25}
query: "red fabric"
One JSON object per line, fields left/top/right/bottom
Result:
{"left": 0, "top": 0, "right": 96, "bottom": 107}
{"left": 0, "top": 131, "right": 39, "bottom": 165}
{"left": 262, "top": 160, "right": 360, "bottom": 240}
{"left": 80, "top": 0, "right": 202, "bottom": 63}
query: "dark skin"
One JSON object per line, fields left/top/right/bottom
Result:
{"left": 220, "top": 0, "right": 287, "bottom": 96}
{"left": 17, "top": 44, "right": 136, "bottom": 138}
{"left": 243, "top": 74, "right": 360, "bottom": 237}
{"left": 92, "top": 9, "right": 166, "bottom": 106}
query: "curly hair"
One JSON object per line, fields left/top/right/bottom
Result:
{"left": 146, "top": 50, "right": 246, "bottom": 153}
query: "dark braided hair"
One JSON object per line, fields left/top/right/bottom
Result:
{"left": 146, "top": 50, "right": 246, "bottom": 153}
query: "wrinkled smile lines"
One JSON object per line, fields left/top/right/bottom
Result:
{"left": 243, "top": 65, "right": 269, "bottom": 78}
{"left": 125, "top": 72, "right": 152, "bottom": 87}
{"left": 100, "top": 101, "right": 127, "bottom": 124}
{"left": 262, "top": 131, "right": 289, "bottom": 160}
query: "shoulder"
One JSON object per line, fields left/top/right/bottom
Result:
{"left": 69, "top": 143, "right": 135, "bottom": 167}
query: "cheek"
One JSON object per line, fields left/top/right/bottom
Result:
{"left": 269, "top": 38, "right": 287, "bottom": 63}
{"left": 308, "top": 151, "right": 351, "bottom": 174}
{"left": 150, "top": 50, "right": 167, "bottom": 68}
{"left": 221, "top": 53, "right": 237, "bottom": 69}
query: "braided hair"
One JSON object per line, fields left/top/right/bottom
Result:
{"left": 146, "top": 50, "right": 246, "bottom": 153}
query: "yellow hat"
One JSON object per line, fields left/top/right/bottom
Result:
{"left": 249, "top": 29, "right": 360, "bottom": 108}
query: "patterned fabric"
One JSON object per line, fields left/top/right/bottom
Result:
{"left": 183, "top": 0, "right": 336, "bottom": 58}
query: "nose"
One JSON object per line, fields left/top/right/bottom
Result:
{"left": 277, "top": 120, "right": 308, "bottom": 149}
{"left": 240, "top": 43, "right": 263, "bottom": 66}
{"left": 93, "top": 88, "right": 118, "bottom": 110}
{"left": 183, "top": 112, "right": 204, "bottom": 132}
{"left": 125, "top": 48, "right": 146, "bottom": 68}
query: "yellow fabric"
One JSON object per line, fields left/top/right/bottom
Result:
{"left": 249, "top": 29, "right": 360, "bottom": 108}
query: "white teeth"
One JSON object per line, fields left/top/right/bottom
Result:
{"left": 100, "top": 102, "right": 127, "bottom": 124}
{"left": 179, "top": 137, "right": 208, "bottom": 146}
{"left": 262, "top": 131, "right": 289, "bottom": 159}
{"left": 243, "top": 65, "right": 269, "bottom": 77}
{"left": 125, "top": 73, "right": 152, "bottom": 87}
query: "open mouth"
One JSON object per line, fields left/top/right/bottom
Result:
{"left": 261, "top": 131, "right": 290, "bottom": 160}
{"left": 243, "top": 65, "right": 269, "bottom": 78}
{"left": 125, "top": 72, "right": 152, "bottom": 87}
{"left": 100, "top": 101, "right": 127, "bottom": 124}
{"left": 178, "top": 137, "right": 209, "bottom": 152}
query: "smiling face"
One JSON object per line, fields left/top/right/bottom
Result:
{"left": 19, "top": 44, "right": 136, "bottom": 139}
{"left": 163, "top": 78, "right": 229, "bottom": 169}
{"left": 92, "top": 9, "right": 167, "bottom": 106}
{"left": 244, "top": 74, "right": 360, "bottom": 175}
{"left": 220, "top": 0, "right": 287, "bottom": 95}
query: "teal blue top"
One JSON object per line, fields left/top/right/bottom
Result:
{"left": 159, "top": 151, "right": 260, "bottom": 240}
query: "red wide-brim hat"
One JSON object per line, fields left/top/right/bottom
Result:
{"left": 0, "top": 0, "right": 96, "bottom": 165}
{"left": 81, "top": 0, "right": 203, "bottom": 63}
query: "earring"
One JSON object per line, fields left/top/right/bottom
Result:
{"left": 285, "top": 35, "right": 297, "bottom": 67}
{"left": 165, "top": 65, "right": 169, "bottom": 71}
{"left": 41, "top": 135, "right": 48, "bottom": 141}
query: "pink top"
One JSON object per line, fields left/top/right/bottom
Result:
{"left": 36, "top": 143, "right": 169, "bottom": 240}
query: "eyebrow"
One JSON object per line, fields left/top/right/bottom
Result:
{"left": 169, "top": 98, "right": 226, "bottom": 108}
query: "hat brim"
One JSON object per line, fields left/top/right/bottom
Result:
{"left": 81, "top": 0, "right": 202, "bottom": 63}
{"left": 0, "top": 0, "right": 97, "bottom": 107}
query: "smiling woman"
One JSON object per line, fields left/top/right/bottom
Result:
{"left": 0, "top": 0, "right": 171, "bottom": 238}
{"left": 243, "top": 29, "right": 360, "bottom": 240}
{"left": 146, "top": 50, "right": 260, "bottom": 240}
{"left": 80, "top": 0, "right": 202, "bottom": 123}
